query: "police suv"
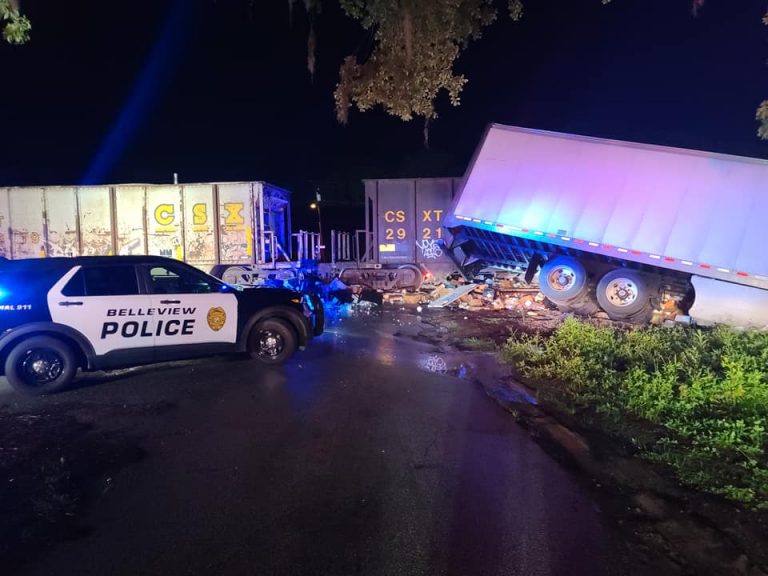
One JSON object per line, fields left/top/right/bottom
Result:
{"left": 0, "top": 256, "right": 323, "bottom": 395}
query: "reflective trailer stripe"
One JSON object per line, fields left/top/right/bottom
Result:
{"left": 455, "top": 217, "right": 763, "bottom": 283}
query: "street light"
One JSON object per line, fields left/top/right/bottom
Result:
{"left": 310, "top": 195, "right": 323, "bottom": 261}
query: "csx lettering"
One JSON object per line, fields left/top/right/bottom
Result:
{"left": 155, "top": 204, "right": 175, "bottom": 226}
{"left": 422, "top": 209, "right": 443, "bottom": 222}
{"left": 192, "top": 203, "right": 208, "bottom": 225}
{"left": 100, "top": 319, "right": 195, "bottom": 339}
{"left": 384, "top": 210, "right": 405, "bottom": 223}
{"left": 224, "top": 202, "right": 244, "bottom": 225}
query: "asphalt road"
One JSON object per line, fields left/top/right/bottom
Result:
{"left": 3, "top": 309, "right": 627, "bottom": 576}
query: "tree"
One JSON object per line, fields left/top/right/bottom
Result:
{"left": 332, "top": 0, "right": 523, "bottom": 141}
{"left": 0, "top": 0, "right": 30, "bottom": 44}
{"left": 6, "top": 1, "right": 768, "bottom": 140}
{"left": 295, "top": 0, "right": 522, "bottom": 144}
{"left": 296, "top": 0, "right": 768, "bottom": 142}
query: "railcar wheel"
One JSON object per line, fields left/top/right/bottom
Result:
{"left": 397, "top": 264, "right": 424, "bottom": 291}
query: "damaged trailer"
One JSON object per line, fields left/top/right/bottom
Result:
{"left": 445, "top": 124, "right": 768, "bottom": 328}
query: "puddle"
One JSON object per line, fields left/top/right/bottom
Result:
{"left": 490, "top": 383, "right": 538, "bottom": 406}
{"left": 416, "top": 353, "right": 469, "bottom": 379}
{"left": 323, "top": 301, "right": 381, "bottom": 326}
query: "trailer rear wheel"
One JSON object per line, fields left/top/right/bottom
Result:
{"left": 596, "top": 268, "right": 658, "bottom": 322}
{"left": 539, "top": 256, "right": 597, "bottom": 314}
{"left": 559, "top": 292, "right": 600, "bottom": 316}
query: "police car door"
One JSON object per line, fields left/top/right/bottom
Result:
{"left": 142, "top": 262, "right": 237, "bottom": 349}
{"left": 48, "top": 264, "right": 156, "bottom": 356}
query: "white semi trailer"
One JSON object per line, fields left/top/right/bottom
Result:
{"left": 445, "top": 124, "right": 768, "bottom": 328}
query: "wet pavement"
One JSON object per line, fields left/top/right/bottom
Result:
{"left": 3, "top": 308, "right": 629, "bottom": 576}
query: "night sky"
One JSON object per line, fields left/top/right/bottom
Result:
{"left": 1, "top": 0, "right": 767, "bottom": 230}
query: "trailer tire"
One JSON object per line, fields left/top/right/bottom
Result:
{"left": 596, "top": 268, "right": 657, "bottom": 322}
{"left": 539, "top": 256, "right": 591, "bottom": 303}
{"left": 562, "top": 293, "right": 600, "bottom": 316}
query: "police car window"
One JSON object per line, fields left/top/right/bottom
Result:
{"left": 147, "top": 265, "right": 218, "bottom": 294}
{"left": 62, "top": 266, "right": 140, "bottom": 297}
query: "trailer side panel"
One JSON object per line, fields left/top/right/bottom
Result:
{"left": 451, "top": 125, "right": 768, "bottom": 289}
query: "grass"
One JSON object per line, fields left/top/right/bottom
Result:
{"left": 460, "top": 337, "right": 498, "bottom": 351}
{"left": 501, "top": 317, "right": 768, "bottom": 508}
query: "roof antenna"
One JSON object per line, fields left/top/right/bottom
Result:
{"left": 173, "top": 172, "right": 178, "bottom": 185}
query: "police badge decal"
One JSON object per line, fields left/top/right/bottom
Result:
{"left": 207, "top": 307, "right": 226, "bottom": 331}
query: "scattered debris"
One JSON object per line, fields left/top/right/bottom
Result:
{"left": 426, "top": 284, "right": 477, "bottom": 308}
{"left": 651, "top": 298, "right": 685, "bottom": 325}
{"left": 267, "top": 269, "right": 689, "bottom": 328}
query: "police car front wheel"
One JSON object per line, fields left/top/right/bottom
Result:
{"left": 4, "top": 336, "right": 78, "bottom": 395}
{"left": 249, "top": 319, "right": 297, "bottom": 364}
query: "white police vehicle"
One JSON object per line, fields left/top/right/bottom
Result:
{"left": 0, "top": 256, "right": 323, "bottom": 395}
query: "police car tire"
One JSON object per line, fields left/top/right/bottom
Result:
{"left": 248, "top": 318, "right": 297, "bottom": 364}
{"left": 4, "top": 336, "right": 78, "bottom": 396}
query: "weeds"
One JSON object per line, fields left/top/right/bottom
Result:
{"left": 502, "top": 318, "right": 768, "bottom": 508}
{"left": 461, "top": 337, "right": 497, "bottom": 351}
